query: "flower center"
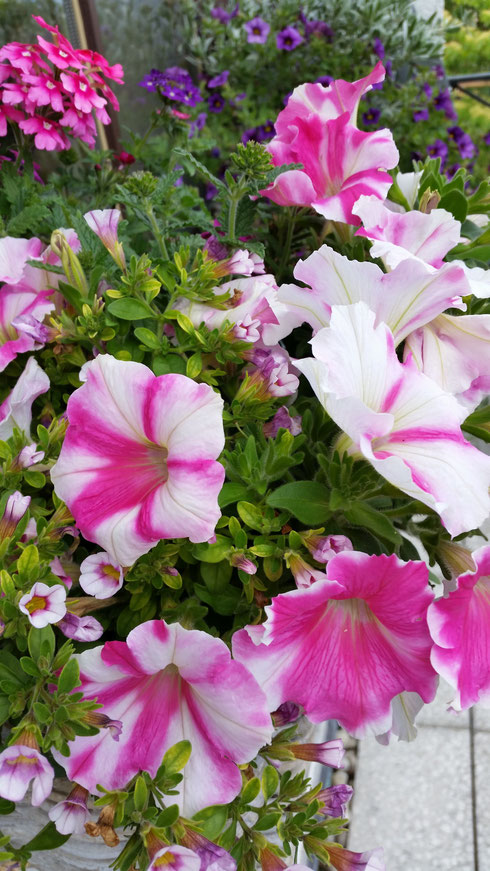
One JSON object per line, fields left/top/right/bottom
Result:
{"left": 43, "top": 121, "right": 52, "bottom": 130}
{"left": 154, "top": 854, "right": 176, "bottom": 867}
{"left": 6, "top": 753, "right": 38, "bottom": 766}
{"left": 59, "top": 50, "right": 68, "bottom": 58}
{"left": 102, "top": 564, "right": 120, "bottom": 580}
{"left": 46, "top": 81, "right": 55, "bottom": 89}
{"left": 79, "top": 83, "right": 87, "bottom": 92}
{"left": 25, "top": 596, "right": 47, "bottom": 614}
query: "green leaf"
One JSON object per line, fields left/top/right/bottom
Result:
{"left": 134, "top": 327, "right": 161, "bottom": 349}
{"left": 0, "top": 696, "right": 10, "bottom": 727}
{"left": 186, "top": 352, "right": 202, "bottom": 379}
{"left": 254, "top": 811, "right": 281, "bottom": 831}
{"left": 28, "top": 625, "right": 56, "bottom": 663}
{"left": 192, "top": 804, "right": 228, "bottom": 840}
{"left": 266, "top": 481, "right": 331, "bottom": 525}
{"left": 344, "top": 502, "right": 402, "bottom": 546}
{"left": 23, "top": 822, "right": 71, "bottom": 851}
{"left": 23, "top": 470, "right": 45, "bottom": 488}
{"left": 0, "top": 797, "right": 15, "bottom": 814}
{"left": 107, "top": 297, "right": 154, "bottom": 320}
{"left": 57, "top": 280, "right": 84, "bottom": 313}
{"left": 194, "top": 583, "right": 241, "bottom": 616}
{"left": 57, "top": 658, "right": 80, "bottom": 695}
{"left": 33, "top": 701, "right": 51, "bottom": 724}
{"left": 163, "top": 740, "right": 192, "bottom": 774}
{"left": 173, "top": 148, "right": 225, "bottom": 190}
{"left": 157, "top": 804, "right": 180, "bottom": 828}
{"left": 17, "top": 544, "right": 39, "bottom": 577}
{"left": 241, "top": 777, "right": 261, "bottom": 805}
{"left": 462, "top": 404, "right": 490, "bottom": 443}
{"left": 134, "top": 775, "right": 148, "bottom": 812}
{"left": 237, "top": 501, "right": 266, "bottom": 531}
{"left": 438, "top": 190, "right": 467, "bottom": 222}
{"left": 20, "top": 656, "right": 41, "bottom": 677}
{"left": 218, "top": 482, "right": 249, "bottom": 508}
{"left": 261, "top": 765, "right": 279, "bottom": 800}
{"left": 192, "top": 535, "right": 231, "bottom": 563}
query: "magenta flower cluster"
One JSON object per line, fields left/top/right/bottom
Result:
{"left": 0, "top": 15, "right": 123, "bottom": 149}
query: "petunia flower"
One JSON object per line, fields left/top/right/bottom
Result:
{"left": 0, "top": 742, "right": 54, "bottom": 805}
{"left": 79, "top": 551, "right": 124, "bottom": 599}
{"left": 263, "top": 406, "right": 302, "bottom": 438}
{"left": 48, "top": 784, "right": 90, "bottom": 834}
{"left": 276, "top": 26, "right": 304, "bottom": 51}
{"left": 0, "top": 287, "right": 54, "bottom": 371}
{"left": 149, "top": 845, "right": 200, "bottom": 871}
{"left": 244, "top": 17, "right": 270, "bottom": 44}
{"left": 19, "top": 582, "right": 67, "bottom": 627}
{"left": 428, "top": 545, "right": 490, "bottom": 711}
{"left": 54, "top": 619, "right": 273, "bottom": 815}
{"left": 317, "top": 784, "right": 354, "bottom": 818}
{"left": 233, "top": 550, "right": 437, "bottom": 738}
{"left": 295, "top": 303, "right": 490, "bottom": 537}
{"left": 83, "top": 208, "right": 125, "bottom": 271}
{"left": 180, "top": 829, "right": 236, "bottom": 871}
{"left": 0, "top": 491, "right": 30, "bottom": 539}
{"left": 57, "top": 612, "right": 103, "bottom": 641}
{"left": 261, "top": 110, "right": 398, "bottom": 224}
{"left": 0, "top": 235, "right": 43, "bottom": 285}
{"left": 50, "top": 354, "right": 225, "bottom": 566}
{"left": 0, "top": 356, "right": 49, "bottom": 440}
{"left": 302, "top": 532, "right": 353, "bottom": 564}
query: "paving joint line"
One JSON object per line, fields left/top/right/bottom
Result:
{"left": 469, "top": 707, "right": 479, "bottom": 871}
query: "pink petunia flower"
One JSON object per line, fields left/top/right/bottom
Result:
{"left": 428, "top": 545, "right": 490, "bottom": 711}
{"left": 53, "top": 619, "right": 273, "bottom": 815}
{"left": 0, "top": 235, "right": 43, "bottom": 286}
{"left": 233, "top": 550, "right": 437, "bottom": 738}
{"left": 0, "top": 288, "right": 54, "bottom": 371}
{"left": 295, "top": 303, "right": 490, "bottom": 537}
{"left": 0, "top": 356, "right": 49, "bottom": 440}
{"left": 48, "top": 784, "right": 90, "bottom": 834}
{"left": 0, "top": 743, "right": 54, "bottom": 805}
{"left": 50, "top": 354, "right": 225, "bottom": 566}
{"left": 19, "top": 581, "right": 67, "bottom": 627}
{"left": 79, "top": 551, "right": 124, "bottom": 599}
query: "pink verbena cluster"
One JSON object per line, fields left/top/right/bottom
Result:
{"left": 0, "top": 15, "right": 123, "bottom": 150}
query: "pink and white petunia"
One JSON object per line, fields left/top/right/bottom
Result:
{"left": 233, "top": 550, "right": 437, "bottom": 738}
{"left": 0, "top": 236, "right": 43, "bottom": 285}
{"left": 174, "top": 275, "right": 280, "bottom": 344}
{"left": 404, "top": 313, "right": 490, "bottom": 412}
{"left": 295, "top": 303, "right": 490, "bottom": 537}
{"left": 54, "top": 619, "right": 273, "bottom": 815}
{"left": 274, "top": 62, "right": 386, "bottom": 130}
{"left": 0, "top": 743, "right": 54, "bottom": 805}
{"left": 353, "top": 195, "right": 462, "bottom": 270}
{"left": 83, "top": 209, "right": 125, "bottom": 271}
{"left": 262, "top": 113, "right": 399, "bottom": 224}
{"left": 79, "top": 551, "right": 124, "bottom": 599}
{"left": 19, "top": 582, "right": 67, "bottom": 628}
{"left": 50, "top": 354, "right": 225, "bottom": 566}
{"left": 0, "top": 356, "right": 49, "bottom": 440}
{"left": 148, "top": 845, "right": 200, "bottom": 871}
{"left": 264, "top": 244, "right": 466, "bottom": 346}
{"left": 0, "top": 287, "right": 53, "bottom": 371}
{"left": 48, "top": 784, "right": 90, "bottom": 834}
{"left": 428, "top": 545, "right": 490, "bottom": 711}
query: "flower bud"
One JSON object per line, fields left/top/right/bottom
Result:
{"left": 50, "top": 230, "right": 89, "bottom": 297}
{"left": 0, "top": 491, "right": 30, "bottom": 539}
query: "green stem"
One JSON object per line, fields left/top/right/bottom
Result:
{"left": 227, "top": 194, "right": 241, "bottom": 240}
{"left": 277, "top": 208, "right": 297, "bottom": 281}
{"left": 145, "top": 202, "right": 169, "bottom": 260}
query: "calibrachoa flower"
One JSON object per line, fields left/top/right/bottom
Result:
{"left": 263, "top": 406, "right": 302, "bottom": 438}
{"left": 426, "top": 138, "right": 448, "bottom": 163}
{"left": 84, "top": 208, "right": 126, "bottom": 271}
{"left": 233, "top": 550, "right": 437, "bottom": 737}
{"left": 428, "top": 545, "right": 490, "bottom": 711}
{"left": 18, "top": 581, "right": 67, "bottom": 627}
{"left": 322, "top": 844, "right": 385, "bottom": 870}
{"left": 0, "top": 356, "right": 49, "bottom": 440}
{"left": 208, "top": 70, "right": 229, "bottom": 88}
{"left": 208, "top": 93, "right": 226, "bottom": 113}
{"left": 0, "top": 491, "right": 30, "bottom": 539}
{"left": 48, "top": 784, "right": 90, "bottom": 834}
{"left": 57, "top": 612, "right": 103, "bottom": 641}
{"left": 54, "top": 619, "right": 273, "bottom": 815}
{"left": 317, "top": 784, "right": 354, "bottom": 818}
{"left": 244, "top": 17, "right": 270, "bottom": 44}
{"left": 294, "top": 303, "right": 490, "bottom": 536}
{"left": 362, "top": 107, "right": 380, "bottom": 125}
{"left": 79, "top": 551, "right": 124, "bottom": 599}
{"left": 180, "top": 829, "right": 236, "bottom": 871}
{"left": 50, "top": 354, "right": 225, "bottom": 566}
{"left": 261, "top": 65, "right": 398, "bottom": 224}
{"left": 0, "top": 287, "right": 53, "bottom": 371}
{"left": 0, "top": 740, "right": 54, "bottom": 805}
{"left": 148, "top": 845, "right": 200, "bottom": 871}
{"left": 413, "top": 108, "right": 429, "bottom": 122}
{"left": 276, "top": 27, "right": 303, "bottom": 51}
{"left": 290, "top": 739, "right": 345, "bottom": 767}
{"left": 302, "top": 532, "right": 353, "bottom": 564}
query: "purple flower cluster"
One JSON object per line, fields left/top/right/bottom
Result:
{"left": 434, "top": 87, "right": 457, "bottom": 121}
{"left": 276, "top": 26, "right": 303, "bottom": 51}
{"left": 241, "top": 119, "right": 275, "bottom": 145}
{"left": 299, "top": 11, "right": 334, "bottom": 41}
{"left": 139, "top": 66, "right": 202, "bottom": 108}
{"left": 211, "top": 3, "right": 239, "bottom": 23}
{"left": 426, "top": 138, "right": 448, "bottom": 163}
{"left": 448, "top": 125, "right": 477, "bottom": 160}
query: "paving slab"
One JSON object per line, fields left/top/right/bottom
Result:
{"left": 416, "top": 679, "right": 469, "bottom": 729}
{"left": 474, "top": 731, "right": 490, "bottom": 866}
{"left": 348, "top": 726, "right": 474, "bottom": 871}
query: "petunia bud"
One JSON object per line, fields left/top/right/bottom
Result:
{"left": 50, "top": 230, "right": 89, "bottom": 297}
{"left": 289, "top": 739, "right": 345, "bottom": 768}
{"left": 0, "top": 492, "right": 30, "bottom": 540}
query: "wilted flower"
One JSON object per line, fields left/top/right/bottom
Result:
{"left": 48, "top": 784, "right": 90, "bottom": 834}
{"left": 317, "top": 783, "right": 354, "bottom": 818}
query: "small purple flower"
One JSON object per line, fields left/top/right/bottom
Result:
{"left": 205, "top": 183, "right": 218, "bottom": 200}
{"left": 362, "top": 107, "right": 381, "bottom": 125}
{"left": 484, "top": 131, "right": 490, "bottom": 146}
{"left": 276, "top": 26, "right": 303, "bottom": 51}
{"left": 188, "top": 111, "right": 207, "bottom": 139}
{"left": 210, "top": 147, "right": 221, "bottom": 157}
{"left": 317, "top": 784, "right": 354, "bottom": 818}
{"left": 57, "top": 613, "right": 103, "bottom": 641}
{"left": 207, "top": 93, "right": 226, "bottom": 113}
{"left": 427, "top": 138, "right": 448, "bottom": 163}
{"left": 263, "top": 406, "right": 302, "bottom": 438}
{"left": 373, "top": 37, "right": 385, "bottom": 59}
{"left": 434, "top": 88, "right": 457, "bottom": 120}
{"left": 210, "top": 3, "right": 239, "bottom": 23}
{"left": 272, "top": 701, "right": 301, "bottom": 726}
{"left": 433, "top": 63, "right": 445, "bottom": 79}
{"left": 385, "top": 59, "right": 393, "bottom": 77}
{"left": 244, "top": 16, "right": 270, "bottom": 44}
{"left": 423, "top": 82, "right": 433, "bottom": 100}
{"left": 445, "top": 163, "right": 462, "bottom": 180}
{"left": 413, "top": 108, "right": 429, "bottom": 122}
{"left": 207, "top": 70, "right": 230, "bottom": 88}
{"left": 316, "top": 75, "right": 334, "bottom": 86}
{"left": 242, "top": 126, "right": 259, "bottom": 144}
{"left": 256, "top": 119, "right": 275, "bottom": 141}
{"left": 299, "top": 12, "right": 334, "bottom": 41}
